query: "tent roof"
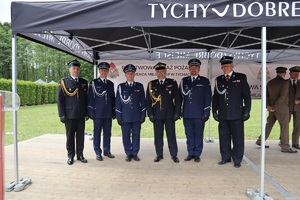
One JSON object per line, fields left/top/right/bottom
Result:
{"left": 11, "top": 0, "right": 300, "bottom": 62}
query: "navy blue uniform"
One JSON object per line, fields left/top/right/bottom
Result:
{"left": 57, "top": 76, "right": 88, "bottom": 159}
{"left": 180, "top": 75, "right": 212, "bottom": 157}
{"left": 146, "top": 78, "right": 181, "bottom": 157}
{"left": 116, "top": 82, "right": 146, "bottom": 157}
{"left": 87, "top": 78, "right": 115, "bottom": 156}
{"left": 212, "top": 72, "right": 251, "bottom": 164}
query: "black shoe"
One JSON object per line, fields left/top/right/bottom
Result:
{"left": 234, "top": 163, "right": 241, "bottom": 168}
{"left": 255, "top": 141, "right": 269, "bottom": 148}
{"left": 292, "top": 144, "right": 300, "bottom": 150}
{"left": 133, "top": 155, "right": 140, "bottom": 161}
{"left": 125, "top": 155, "right": 132, "bottom": 162}
{"left": 67, "top": 158, "right": 74, "bottom": 165}
{"left": 218, "top": 160, "right": 231, "bottom": 165}
{"left": 96, "top": 155, "right": 103, "bottom": 161}
{"left": 104, "top": 152, "right": 115, "bottom": 158}
{"left": 171, "top": 156, "right": 180, "bottom": 163}
{"left": 184, "top": 155, "right": 194, "bottom": 161}
{"left": 77, "top": 156, "right": 87, "bottom": 163}
{"left": 154, "top": 156, "right": 164, "bottom": 162}
{"left": 194, "top": 156, "right": 200, "bottom": 162}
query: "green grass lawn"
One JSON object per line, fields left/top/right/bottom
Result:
{"left": 3, "top": 99, "right": 285, "bottom": 146}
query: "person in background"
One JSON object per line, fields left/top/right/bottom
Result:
{"left": 212, "top": 56, "right": 251, "bottom": 168}
{"left": 288, "top": 66, "right": 300, "bottom": 150}
{"left": 57, "top": 59, "right": 88, "bottom": 165}
{"left": 255, "top": 66, "right": 297, "bottom": 153}
{"left": 115, "top": 64, "right": 146, "bottom": 162}
{"left": 87, "top": 62, "right": 116, "bottom": 161}
{"left": 146, "top": 62, "right": 181, "bottom": 163}
{"left": 180, "top": 58, "right": 211, "bottom": 163}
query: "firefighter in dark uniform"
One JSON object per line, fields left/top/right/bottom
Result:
{"left": 87, "top": 62, "right": 116, "bottom": 161}
{"left": 57, "top": 59, "right": 88, "bottom": 165}
{"left": 212, "top": 56, "right": 251, "bottom": 168}
{"left": 115, "top": 64, "right": 146, "bottom": 162}
{"left": 146, "top": 62, "right": 181, "bottom": 163}
{"left": 180, "top": 58, "right": 212, "bottom": 163}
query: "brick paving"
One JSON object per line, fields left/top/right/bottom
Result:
{"left": 4, "top": 134, "right": 300, "bottom": 200}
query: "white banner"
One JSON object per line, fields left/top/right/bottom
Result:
{"left": 104, "top": 60, "right": 296, "bottom": 99}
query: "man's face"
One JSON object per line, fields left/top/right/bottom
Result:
{"left": 125, "top": 71, "right": 135, "bottom": 82}
{"left": 221, "top": 63, "right": 234, "bottom": 74}
{"left": 156, "top": 69, "right": 167, "bottom": 80}
{"left": 69, "top": 66, "right": 80, "bottom": 77}
{"left": 290, "top": 71, "right": 299, "bottom": 80}
{"left": 99, "top": 69, "right": 109, "bottom": 78}
{"left": 189, "top": 65, "right": 200, "bottom": 76}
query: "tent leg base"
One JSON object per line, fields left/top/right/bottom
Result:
{"left": 5, "top": 178, "right": 32, "bottom": 192}
{"left": 204, "top": 137, "right": 214, "bottom": 143}
{"left": 246, "top": 188, "right": 274, "bottom": 200}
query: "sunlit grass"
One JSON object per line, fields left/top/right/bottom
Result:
{"left": 3, "top": 100, "right": 284, "bottom": 146}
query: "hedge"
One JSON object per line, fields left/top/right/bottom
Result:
{"left": 0, "top": 79, "right": 58, "bottom": 106}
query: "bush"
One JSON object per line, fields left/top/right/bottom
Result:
{"left": 0, "top": 78, "right": 57, "bottom": 106}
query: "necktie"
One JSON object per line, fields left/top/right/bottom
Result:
{"left": 293, "top": 80, "right": 297, "bottom": 93}
{"left": 74, "top": 77, "right": 78, "bottom": 83}
{"left": 160, "top": 80, "right": 163, "bottom": 85}
{"left": 103, "top": 79, "right": 106, "bottom": 84}
{"left": 192, "top": 77, "right": 195, "bottom": 82}
{"left": 129, "top": 83, "right": 132, "bottom": 87}
{"left": 226, "top": 74, "right": 230, "bottom": 82}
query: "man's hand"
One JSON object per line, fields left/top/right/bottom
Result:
{"left": 242, "top": 112, "right": 250, "bottom": 121}
{"left": 213, "top": 112, "right": 219, "bottom": 122}
{"left": 140, "top": 117, "right": 145, "bottom": 124}
{"left": 202, "top": 115, "right": 209, "bottom": 122}
{"left": 173, "top": 114, "right": 180, "bottom": 121}
{"left": 60, "top": 115, "right": 66, "bottom": 123}
{"left": 149, "top": 115, "right": 155, "bottom": 123}
{"left": 117, "top": 118, "right": 123, "bottom": 126}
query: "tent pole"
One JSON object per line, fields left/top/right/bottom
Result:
{"left": 205, "top": 50, "right": 213, "bottom": 143}
{"left": 6, "top": 34, "right": 32, "bottom": 193}
{"left": 12, "top": 34, "right": 19, "bottom": 184}
{"left": 260, "top": 26, "right": 267, "bottom": 199}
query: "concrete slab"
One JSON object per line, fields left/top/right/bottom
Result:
{"left": 4, "top": 134, "right": 299, "bottom": 200}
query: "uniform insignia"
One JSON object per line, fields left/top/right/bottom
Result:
{"left": 169, "top": 91, "right": 172, "bottom": 94}
{"left": 232, "top": 80, "right": 240, "bottom": 83}
{"left": 196, "top": 84, "right": 203, "bottom": 86}
{"left": 167, "top": 85, "right": 172, "bottom": 88}
{"left": 134, "top": 90, "right": 140, "bottom": 92}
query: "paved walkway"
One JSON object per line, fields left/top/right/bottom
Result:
{"left": 4, "top": 134, "right": 300, "bottom": 200}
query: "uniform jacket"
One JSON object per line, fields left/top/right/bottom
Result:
{"left": 57, "top": 76, "right": 88, "bottom": 119}
{"left": 180, "top": 75, "right": 212, "bottom": 119}
{"left": 87, "top": 78, "right": 115, "bottom": 119}
{"left": 115, "top": 82, "right": 146, "bottom": 122}
{"left": 146, "top": 78, "right": 181, "bottom": 120}
{"left": 212, "top": 71, "right": 251, "bottom": 120}
{"left": 266, "top": 76, "right": 289, "bottom": 113}
{"left": 289, "top": 79, "right": 300, "bottom": 112}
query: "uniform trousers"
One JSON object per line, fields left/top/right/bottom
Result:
{"left": 257, "top": 111, "right": 290, "bottom": 150}
{"left": 218, "top": 119, "right": 244, "bottom": 164}
{"left": 153, "top": 119, "right": 178, "bottom": 157}
{"left": 93, "top": 118, "right": 112, "bottom": 155}
{"left": 183, "top": 118, "right": 205, "bottom": 157}
{"left": 289, "top": 111, "right": 300, "bottom": 146}
{"left": 122, "top": 122, "right": 141, "bottom": 156}
{"left": 65, "top": 118, "right": 85, "bottom": 159}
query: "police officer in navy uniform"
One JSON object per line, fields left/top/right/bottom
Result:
{"left": 212, "top": 56, "right": 251, "bottom": 168}
{"left": 57, "top": 59, "right": 88, "bottom": 165}
{"left": 116, "top": 64, "right": 146, "bottom": 162}
{"left": 87, "top": 62, "right": 116, "bottom": 161}
{"left": 180, "top": 58, "right": 212, "bottom": 163}
{"left": 146, "top": 62, "right": 181, "bottom": 163}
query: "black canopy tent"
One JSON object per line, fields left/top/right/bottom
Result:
{"left": 11, "top": 0, "right": 300, "bottom": 198}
